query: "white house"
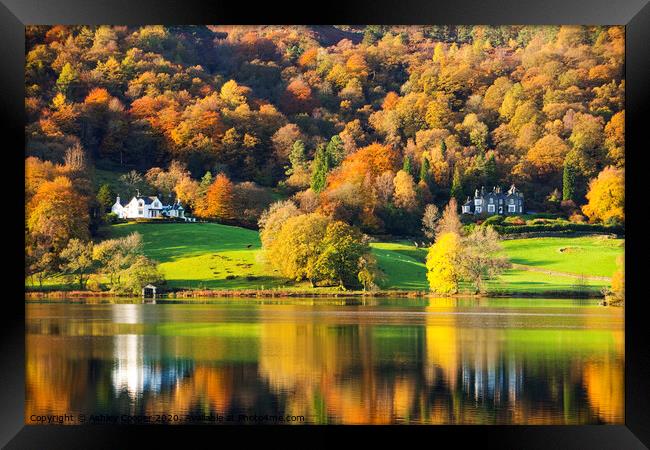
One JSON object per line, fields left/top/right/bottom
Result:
{"left": 112, "top": 194, "right": 186, "bottom": 219}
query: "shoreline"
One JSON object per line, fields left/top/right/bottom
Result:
{"left": 25, "top": 288, "right": 605, "bottom": 300}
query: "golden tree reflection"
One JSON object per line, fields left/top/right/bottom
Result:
{"left": 26, "top": 302, "right": 624, "bottom": 425}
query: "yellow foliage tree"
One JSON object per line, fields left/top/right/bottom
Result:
{"left": 426, "top": 232, "right": 461, "bottom": 294}
{"left": 582, "top": 166, "right": 624, "bottom": 224}
{"left": 610, "top": 254, "right": 624, "bottom": 303}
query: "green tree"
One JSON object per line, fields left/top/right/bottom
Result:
{"left": 286, "top": 139, "right": 307, "bottom": 175}
{"left": 198, "top": 171, "right": 213, "bottom": 196}
{"left": 458, "top": 226, "right": 509, "bottom": 293}
{"left": 419, "top": 154, "right": 431, "bottom": 185}
{"left": 310, "top": 144, "right": 331, "bottom": 193}
{"left": 484, "top": 153, "right": 497, "bottom": 187}
{"left": 563, "top": 158, "right": 577, "bottom": 202}
{"left": 56, "top": 62, "right": 78, "bottom": 96}
{"left": 97, "top": 183, "right": 115, "bottom": 213}
{"left": 60, "top": 239, "right": 95, "bottom": 289}
{"left": 93, "top": 232, "right": 143, "bottom": 289}
{"left": 315, "top": 221, "right": 370, "bottom": 289}
{"left": 119, "top": 255, "right": 164, "bottom": 295}
{"left": 325, "top": 134, "right": 345, "bottom": 167}
{"left": 450, "top": 166, "right": 464, "bottom": 202}
{"left": 402, "top": 154, "right": 413, "bottom": 176}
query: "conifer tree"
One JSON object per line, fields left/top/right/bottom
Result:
{"left": 403, "top": 154, "right": 413, "bottom": 176}
{"left": 310, "top": 144, "right": 330, "bottom": 193}
{"left": 450, "top": 166, "right": 464, "bottom": 202}
{"left": 419, "top": 154, "right": 431, "bottom": 185}
{"left": 563, "top": 158, "right": 577, "bottom": 202}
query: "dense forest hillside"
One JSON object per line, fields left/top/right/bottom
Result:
{"left": 25, "top": 25, "right": 625, "bottom": 287}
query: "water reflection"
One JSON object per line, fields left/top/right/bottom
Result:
{"left": 26, "top": 299, "right": 624, "bottom": 424}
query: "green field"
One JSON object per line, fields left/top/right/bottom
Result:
{"left": 99, "top": 223, "right": 623, "bottom": 295}
{"left": 109, "top": 222, "right": 285, "bottom": 290}
{"left": 500, "top": 236, "right": 623, "bottom": 277}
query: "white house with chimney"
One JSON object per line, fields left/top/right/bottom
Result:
{"left": 111, "top": 193, "right": 186, "bottom": 220}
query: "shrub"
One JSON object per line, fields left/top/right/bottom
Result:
{"left": 482, "top": 215, "right": 504, "bottom": 226}
{"left": 86, "top": 274, "right": 103, "bottom": 292}
{"left": 492, "top": 222, "right": 624, "bottom": 235}
{"left": 527, "top": 218, "right": 554, "bottom": 225}
{"left": 104, "top": 212, "right": 120, "bottom": 224}
{"left": 503, "top": 216, "right": 526, "bottom": 226}
{"left": 569, "top": 213, "right": 587, "bottom": 223}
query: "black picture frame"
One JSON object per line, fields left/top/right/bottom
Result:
{"left": 2, "top": 1, "right": 648, "bottom": 447}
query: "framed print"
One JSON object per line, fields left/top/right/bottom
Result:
{"left": 2, "top": 0, "right": 649, "bottom": 447}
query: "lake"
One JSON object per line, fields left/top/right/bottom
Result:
{"left": 25, "top": 297, "right": 624, "bottom": 425}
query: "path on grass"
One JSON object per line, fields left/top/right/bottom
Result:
{"left": 510, "top": 263, "right": 611, "bottom": 281}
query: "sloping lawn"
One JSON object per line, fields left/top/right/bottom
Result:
{"left": 370, "top": 241, "right": 428, "bottom": 290}
{"left": 500, "top": 236, "right": 624, "bottom": 277}
{"left": 109, "top": 222, "right": 285, "bottom": 289}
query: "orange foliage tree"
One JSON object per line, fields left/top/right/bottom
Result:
{"left": 27, "top": 176, "right": 90, "bottom": 252}
{"left": 197, "top": 173, "right": 235, "bottom": 221}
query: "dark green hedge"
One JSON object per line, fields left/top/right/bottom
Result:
{"left": 491, "top": 223, "right": 624, "bottom": 235}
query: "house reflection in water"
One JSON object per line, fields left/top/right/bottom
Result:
{"left": 26, "top": 302, "right": 624, "bottom": 425}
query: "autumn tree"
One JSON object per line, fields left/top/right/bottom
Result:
{"left": 426, "top": 232, "right": 461, "bottom": 294}
{"left": 27, "top": 176, "right": 90, "bottom": 253}
{"left": 610, "top": 254, "right": 624, "bottom": 304}
{"left": 393, "top": 170, "right": 418, "bottom": 211}
{"left": 436, "top": 198, "right": 463, "bottom": 237}
{"left": 526, "top": 135, "right": 570, "bottom": 177}
{"left": 422, "top": 203, "right": 440, "bottom": 241}
{"left": 582, "top": 166, "right": 624, "bottom": 224}
{"left": 458, "top": 226, "right": 509, "bottom": 293}
{"left": 258, "top": 200, "right": 301, "bottom": 248}
{"left": 265, "top": 213, "right": 331, "bottom": 286}
{"left": 201, "top": 173, "right": 236, "bottom": 221}
{"left": 604, "top": 110, "right": 624, "bottom": 168}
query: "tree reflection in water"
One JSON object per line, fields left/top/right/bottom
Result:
{"left": 25, "top": 300, "right": 624, "bottom": 424}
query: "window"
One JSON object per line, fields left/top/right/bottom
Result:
{"left": 489, "top": 198, "right": 494, "bottom": 204}
{"left": 509, "top": 199, "right": 514, "bottom": 204}
{"left": 488, "top": 205, "right": 495, "bottom": 213}
{"left": 463, "top": 206, "right": 471, "bottom": 213}
{"left": 508, "top": 205, "right": 516, "bottom": 213}
{"left": 475, "top": 199, "right": 482, "bottom": 206}
{"left": 476, "top": 206, "right": 482, "bottom": 213}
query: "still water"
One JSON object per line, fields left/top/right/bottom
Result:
{"left": 26, "top": 297, "right": 623, "bottom": 425}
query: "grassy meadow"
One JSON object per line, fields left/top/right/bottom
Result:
{"left": 94, "top": 222, "right": 623, "bottom": 295}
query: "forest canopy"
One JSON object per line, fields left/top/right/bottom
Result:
{"left": 25, "top": 25, "right": 624, "bottom": 241}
